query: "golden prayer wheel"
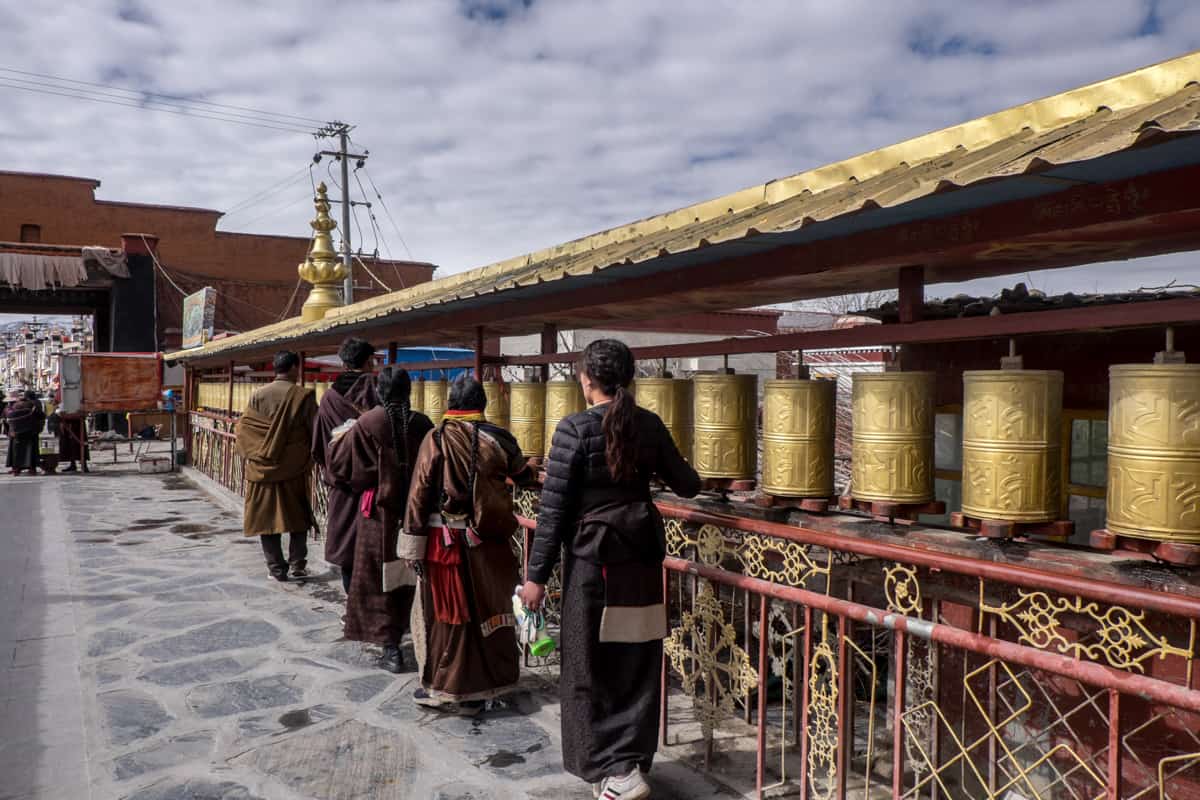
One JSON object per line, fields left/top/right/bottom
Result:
{"left": 410, "top": 379, "right": 425, "bottom": 414}
{"left": 692, "top": 373, "right": 757, "bottom": 480}
{"left": 424, "top": 379, "right": 447, "bottom": 425}
{"left": 633, "top": 378, "right": 693, "bottom": 461}
{"left": 761, "top": 379, "right": 835, "bottom": 497}
{"left": 1107, "top": 364, "right": 1200, "bottom": 542}
{"left": 510, "top": 382, "right": 547, "bottom": 457}
{"left": 483, "top": 381, "right": 509, "bottom": 428}
{"left": 961, "top": 370, "right": 1063, "bottom": 522}
{"left": 851, "top": 372, "right": 934, "bottom": 503}
{"left": 545, "top": 379, "right": 585, "bottom": 452}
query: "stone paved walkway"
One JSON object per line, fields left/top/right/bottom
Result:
{"left": 0, "top": 466, "right": 731, "bottom": 799}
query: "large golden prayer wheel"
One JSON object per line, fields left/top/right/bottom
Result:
{"left": 961, "top": 370, "right": 1063, "bottom": 522}
{"left": 510, "top": 382, "right": 547, "bottom": 457}
{"left": 851, "top": 372, "right": 934, "bottom": 503}
{"left": 545, "top": 380, "right": 585, "bottom": 452}
{"left": 633, "top": 378, "right": 693, "bottom": 461}
{"left": 692, "top": 373, "right": 757, "bottom": 480}
{"left": 761, "top": 379, "right": 835, "bottom": 497}
{"left": 483, "top": 381, "right": 509, "bottom": 428}
{"left": 410, "top": 379, "right": 425, "bottom": 414}
{"left": 424, "top": 379, "right": 447, "bottom": 425}
{"left": 1107, "top": 364, "right": 1200, "bottom": 542}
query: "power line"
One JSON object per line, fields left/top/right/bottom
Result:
{"left": 0, "top": 77, "right": 314, "bottom": 134}
{"left": 234, "top": 192, "right": 314, "bottom": 230}
{"left": 0, "top": 66, "right": 327, "bottom": 126}
{"left": 359, "top": 164, "right": 414, "bottom": 259}
{"left": 222, "top": 167, "right": 311, "bottom": 218}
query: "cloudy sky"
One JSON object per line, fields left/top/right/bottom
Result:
{"left": 1, "top": 0, "right": 1199, "bottom": 300}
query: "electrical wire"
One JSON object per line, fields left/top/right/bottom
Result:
{"left": 0, "top": 66, "right": 326, "bottom": 126}
{"left": 277, "top": 277, "right": 304, "bottom": 322}
{"left": 0, "top": 77, "right": 315, "bottom": 135}
{"left": 234, "top": 192, "right": 314, "bottom": 230}
{"left": 222, "top": 167, "right": 312, "bottom": 219}
{"left": 353, "top": 254, "right": 392, "bottom": 293}
{"left": 359, "top": 165, "right": 413, "bottom": 259}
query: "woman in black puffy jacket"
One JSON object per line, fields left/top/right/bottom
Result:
{"left": 521, "top": 339, "right": 700, "bottom": 800}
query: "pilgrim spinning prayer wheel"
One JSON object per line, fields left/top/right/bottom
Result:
{"left": 410, "top": 378, "right": 425, "bottom": 414}
{"left": 510, "top": 381, "right": 547, "bottom": 457}
{"left": 761, "top": 378, "right": 835, "bottom": 497}
{"left": 483, "top": 381, "right": 509, "bottom": 428}
{"left": 1107, "top": 363, "right": 1200, "bottom": 542}
{"left": 545, "top": 379, "right": 585, "bottom": 451}
{"left": 632, "top": 378, "right": 693, "bottom": 461}
{"left": 961, "top": 370, "right": 1063, "bottom": 522}
{"left": 424, "top": 379, "right": 447, "bottom": 425}
{"left": 850, "top": 371, "right": 934, "bottom": 504}
{"left": 692, "top": 373, "right": 757, "bottom": 480}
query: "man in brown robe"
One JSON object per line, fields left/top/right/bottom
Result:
{"left": 404, "top": 376, "right": 534, "bottom": 714}
{"left": 236, "top": 351, "right": 317, "bottom": 582}
{"left": 312, "top": 337, "right": 379, "bottom": 593}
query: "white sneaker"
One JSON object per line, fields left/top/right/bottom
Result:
{"left": 598, "top": 769, "right": 650, "bottom": 800}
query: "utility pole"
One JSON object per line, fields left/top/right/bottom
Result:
{"left": 315, "top": 121, "right": 367, "bottom": 306}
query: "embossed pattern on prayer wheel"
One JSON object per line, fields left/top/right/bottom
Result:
{"left": 961, "top": 370, "right": 1063, "bottom": 522}
{"left": 483, "top": 381, "right": 509, "bottom": 428}
{"left": 1107, "top": 364, "right": 1200, "bottom": 542}
{"left": 692, "top": 373, "right": 757, "bottom": 480}
{"left": 633, "top": 378, "right": 693, "bottom": 461}
{"left": 510, "top": 382, "right": 547, "bottom": 457}
{"left": 761, "top": 379, "right": 835, "bottom": 497}
{"left": 424, "top": 379, "right": 447, "bottom": 425}
{"left": 851, "top": 372, "right": 934, "bottom": 503}
{"left": 545, "top": 380, "right": 585, "bottom": 453}
{"left": 409, "top": 380, "right": 425, "bottom": 414}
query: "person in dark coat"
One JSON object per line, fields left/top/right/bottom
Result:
{"left": 311, "top": 337, "right": 380, "bottom": 593}
{"left": 6, "top": 391, "right": 46, "bottom": 476}
{"left": 328, "top": 366, "right": 433, "bottom": 673}
{"left": 521, "top": 339, "right": 700, "bottom": 800}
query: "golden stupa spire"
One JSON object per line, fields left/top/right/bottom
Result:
{"left": 297, "top": 182, "right": 347, "bottom": 321}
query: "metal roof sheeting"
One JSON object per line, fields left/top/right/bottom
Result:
{"left": 170, "top": 51, "right": 1200, "bottom": 363}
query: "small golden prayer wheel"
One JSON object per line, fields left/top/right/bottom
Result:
{"left": 483, "top": 381, "right": 509, "bottom": 428}
{"left": 424, "top": 379, "right": 447, "bottom": 425}
{"left": 1107, "top": 364, "right": 1200, "bottom": 542}
{"left": 545, "top": 379, "right": 585, "bottom": 452}
{"left": 851, "top": 372, "right": 934, "bottom": 504}
{"left": 409, "top": 379, "right": 425, "bottom": 414}
{"left": 632, "top": 378, "right": 693, "bottom": 461}
{"left": 510, "top": 382, "right": 547, "bottom": 457}
{"left": 761, "top": 379, "right": 835, "bottom": 497}
{"left": 961, "top": 370, "right": 1063, "bottom": 522}
{"left": 692, "top": 373, "right": 757, "bottom": 480}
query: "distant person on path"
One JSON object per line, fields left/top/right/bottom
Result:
{"left": 51, "top": 385, "right": 87, "bottom": 473}
{"left": 521, "top": 339, "right": 700, "bottom": 800}
{"left": 404, "top": 375, "right": 534, "bottom": 714}
{"left": 312, "top": 337, "right": 380, "bottom": 594}
{"left": 6, "top": 391, "right": 46, "bottom": 476}
{"left": 235, "top": 351, "right": 317, "bottom": 582}
{"left": 328, "top": 366, "right": 433, "bottom": 673}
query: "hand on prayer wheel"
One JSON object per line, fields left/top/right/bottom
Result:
{"left": 850, "top": 372, "right": 934, "bottom": 504}
{"left": 510, "top": 382, "right": 547, "bottom": 457}
{"left": 692, "top": 373, "right": 757, "bottom": 480}
{"left": 961, "top": 370, "right": 1063, "bottom": 522}
{"left": 761, "top": 378, "right": 835, "bottom": 497}
{"left": 1107, "top": 364, "right": 1200, "bottom": 542}
{"left": 632, "top": 378, "right": 693, "bottom": 462}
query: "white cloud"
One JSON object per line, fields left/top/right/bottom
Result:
{"left": 0, "top": 0, "right": 1197, "bottom": 297}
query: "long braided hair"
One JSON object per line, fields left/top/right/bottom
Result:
{"left": 581, "top": 339, "right": 638, "bottom": 482}
{"left": 376, "top": 366, "right": 412, "bottom": 475}
{"left": 447, "top": 374, "right": 486, "bottom": 509}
